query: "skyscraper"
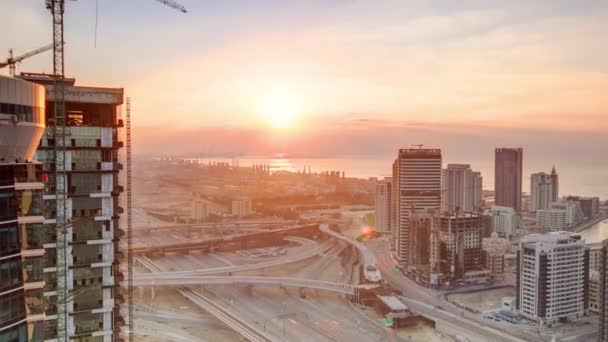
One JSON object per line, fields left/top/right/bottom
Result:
{"left": 529, "top": 167, "right": 558, "bottom": 212}
{"left": 392, "top": 148, "right": 442, "bottom": 267}
{"left": 441, "top": 164, "right": 483, "bottom": 214}
{"left": 494, "top": 148, "right": 523, "bottom": 212}
{"left": 1, "top": 76, "right": 46, "bottom": 340}
{"left": 599, "top": 239, "right": 608, "bottom": 342}
{"left": 19, "top": 74, "right": 125, "bottom": 341}
{"left": 516, "top": 232, "right": 589, "bottom": 326}
{"left": 375, "top": 177, "right": 392, "bottom": 234}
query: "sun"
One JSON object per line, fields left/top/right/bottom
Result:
{"left": 257, "top": 91, "right": 301, "bottom": 130}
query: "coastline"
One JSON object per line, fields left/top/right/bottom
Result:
{"left": 572, "top": 214, "right": 608, "bottom": 233}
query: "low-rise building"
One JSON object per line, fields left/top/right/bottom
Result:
{"left": 482, "top": 233, "right": 510, "bottom": 279}
{"left": 483, "top": 206, "right": 518, "bottom": 238}
{"left": 231, "top": 197, "right": 253, "bottom": 217}
{"left": 191, "top": 199, "right": 209, "bottom": 221}
{"left": 566, "top": 196, "right": 600, "bottom": 219}
{"left": 537, "top": 199, "right": 584, "bottom": 230}
{"left": 536, "top": 208, "right": 567, "bottom": 231}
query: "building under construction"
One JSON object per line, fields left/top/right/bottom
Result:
{"left": 18, "top": 73, "right": 125, "bottom": 341}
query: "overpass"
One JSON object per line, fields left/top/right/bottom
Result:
{"left": 320, "top": 224, "right": 376, "bottom": 265}
{"left": 132, "top": 219, "right": 300, "bottom": 236}
{"left": 320, "top": 223, "right": 382, "bottom": 282}
{"left": 133, "top": 236, "right": 333, "bottom": 277}
{"left": 137, "top": 255, "right": 276, "bottom": 342}
{"left": 130, "top": 223, "right": 322, "bottom": 254}
{"left": 132, "top": 275, "right": 358, "bottom": 295}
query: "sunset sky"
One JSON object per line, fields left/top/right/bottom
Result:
{"left": 2, "top": 0, "right": 607, "bottom": 156}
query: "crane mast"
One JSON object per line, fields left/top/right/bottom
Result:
{"left": 45, "top": 0, "right": 70, "bottom": 340}
{"left": 42, "top": 1, "right": 186, "bottom": 341}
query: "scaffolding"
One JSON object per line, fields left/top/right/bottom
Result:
{"left": 126, "top": 97, "right": 134, "bottom": 341}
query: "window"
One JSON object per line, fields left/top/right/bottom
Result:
{"left": 0, "top": 258, "right": 23, "bottom": 292}
{"left": 0, "top": 290, "right": 26, "bottom": 326}
{"left": 0, "top": 102, "right": 43, "bottom": 123}
{"left": 0, "top": 189, "right": 17, "bottom": 222}
{"left": 0, "top": 223, "right": 20, "bottom": 257}
{"left": 0, "top": 322, "right": 27, "bottom": 342}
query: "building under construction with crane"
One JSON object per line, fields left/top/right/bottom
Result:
{"left": 17, "top": 73, "right": 126, "bottom": 341}
{"left": 0, "top": 0, "right": 185, "bottom": 340}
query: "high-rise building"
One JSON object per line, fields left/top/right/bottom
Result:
{"left": 375, "top": 177, "right": 392, "bottom": 234}
{"left": 482, "top": 206, "right": 518, "bottom": 238}
{"left": 599, "top": 239, "right": 608, "bottom": 341}
{"left": 19, "top": 74, "right": 125, "bottom": 341}
{"left": 494, "top": 148, "right": 523, "bottom": 212}
{"left": 0, "top": 76, "right": 46, "bottom": 340}
{"left": 516, "top": 232, "right": 589, "bottom": 326}
{"left": 441, "top": 164, "right": 483, "bottom": 214}
{"left": 392, "top": 148, "right": 442, "bottom": 267}
{"left": 438, "top": 214, "right": 484, "bottom": 283}
{"left": 529, "top": 167, "right": 558, "bottom": 212}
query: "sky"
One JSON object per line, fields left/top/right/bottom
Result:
{"left": 2, "top": 0, "right": 607, "bottom": 158}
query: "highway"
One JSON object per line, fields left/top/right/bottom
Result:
{"left": 134, "top": 236, "right": 331, "bottom": 276}
{"left": 146, "top": 235, "right": 391, "bottom": 341}
{"left": 320, "top": 223, "right": 376, "bottom": 266}
{"left": 137, "top": 255, "right": 277, "bottom": 341}
{"left": 180, "top": 290, "right": 273, "bottom": 342}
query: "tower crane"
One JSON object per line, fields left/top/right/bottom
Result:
{"left": 0, "top": 44, "right": 53, "bottom": 76}
{"left": 43, "top": 0, "right": 186, "bottom": 341}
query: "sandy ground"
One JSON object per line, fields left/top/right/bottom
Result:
{"left": 446, "top": 287, "right": 515, "bottom": 313}
{"left": 133, "top": 287, "right": 240, "bottom": 342}
{"left": 395, "top": 321, "right": 454, "bottom": 342}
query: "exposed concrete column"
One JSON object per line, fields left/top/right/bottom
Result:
{"left": 151, "top": 286, "right": 155, "bottom": 300}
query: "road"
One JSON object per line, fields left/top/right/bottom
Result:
{"left": 367, "top": 238, "right": 600, "bottom": 342}
{"left": 151, "top": 237, "right": 393, "bottom": 341}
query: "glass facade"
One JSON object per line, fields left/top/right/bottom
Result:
{"left": 0, "top": 164, "right": 45, "bottom": 341}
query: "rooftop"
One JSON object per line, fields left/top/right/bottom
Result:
{"left": 17, "top": 73, "right": 123, "bottom": 105}
{"left": 521, "top": 231, "right": 584, "bottom": 244}
{"left": 377, "top": 296, "right": 409, "bottom": 312}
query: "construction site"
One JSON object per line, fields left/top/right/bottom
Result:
{"left": 0, "top": 1, "right": 452, "bottom": 341}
